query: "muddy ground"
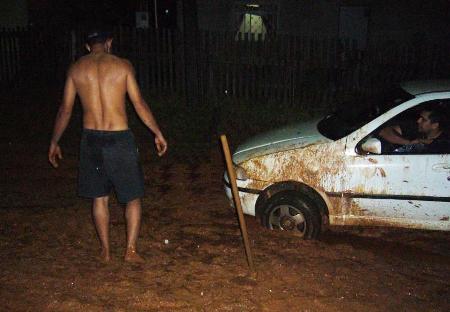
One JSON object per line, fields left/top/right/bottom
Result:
{"left": 0, "top": 135, "right": 449, "bottom": 312}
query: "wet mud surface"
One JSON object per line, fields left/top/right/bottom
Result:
{"left": 0, "top": 142, "right": 449, "bottom": 311}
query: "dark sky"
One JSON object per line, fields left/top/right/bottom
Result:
{"left": 28, "top": 0, "right": 132, "bottom": 27}
{"left": 28, "top": 0, "right": 177, "bottom": 29}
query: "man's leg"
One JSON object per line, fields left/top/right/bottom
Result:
{"left": 124, "top": 198, "right": 145, "bottom": 263}
{"left": 92, "top": 196, "right": 110, "bottom": 262}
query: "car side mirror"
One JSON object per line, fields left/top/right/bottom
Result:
{"left": 361, "top": 138, "right": 382, "bottom": 154}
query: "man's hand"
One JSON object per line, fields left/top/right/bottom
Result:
{"left": 155, "top": 134, "right": 167, "bottom": 156}
{"left": 418, "top": 138, "right": 434, "bottom": 145}
{"left": 48, "top": 142, "right": 63, "bottom": 168}
{"left": 409, "top": 138, "right": 433, "bottom": 145}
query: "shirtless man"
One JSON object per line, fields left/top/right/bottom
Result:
{"left": 48, "top": 30, "right": 167, "bottom": 263}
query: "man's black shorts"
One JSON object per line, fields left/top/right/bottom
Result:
{"left": 78, "top": 129, "right": 144, "bottom": 203}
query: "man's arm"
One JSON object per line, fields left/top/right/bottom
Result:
{"left": 378, "top": 125, "right": 416, "bottom": 145}
{"left": 126, "top": 62, "right": 167, "bottom": 156}
{"left": 48, "top": 72, "right": 76, "bottom": 168}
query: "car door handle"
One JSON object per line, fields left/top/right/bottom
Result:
{"left": 432, "top": 163, "right": 450, "bottom": 171}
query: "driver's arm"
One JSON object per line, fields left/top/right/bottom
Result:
{"left": 378, "top": 125, "right": 415, "bottom": 145}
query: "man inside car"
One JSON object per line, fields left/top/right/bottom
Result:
{"left": 378, "top": 105, "right": 448, "bottom": 154}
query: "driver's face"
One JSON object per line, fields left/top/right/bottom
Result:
{"left": 417, "top": 111, "right": 436, "bottom": 134}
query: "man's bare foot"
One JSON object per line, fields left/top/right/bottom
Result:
{"left": 99, "top": 249, "right": 111, "bottom": 263}
{"left": 124, "top": 247, "right": 145, "bottom": 264}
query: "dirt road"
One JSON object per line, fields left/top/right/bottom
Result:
{"left": 0, "top": 141, "right": 449, "bottom": 311}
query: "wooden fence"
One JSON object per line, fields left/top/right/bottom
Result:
{"left": 1, "top": 26, "right": 450, "bottom": 108}
{"left": 0, "top": 27, "right": 73, "bottom": 90}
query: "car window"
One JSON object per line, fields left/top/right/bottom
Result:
{"left": 357, "top": 99, "right": 450, "bottom": 155}
{"left": 318, "top": 87, "right": 414, "bottom": 140}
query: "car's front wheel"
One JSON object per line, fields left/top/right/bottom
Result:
{"left": 262, "top": 191, "right": 321, "bottom": 239}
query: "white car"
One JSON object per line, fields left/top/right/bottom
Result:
{"left": 224, "top": 80, "right": 450, "bottom": 239}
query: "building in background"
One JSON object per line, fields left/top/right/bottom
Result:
{"left": 197, "top": 0, "right": 450, "bottom": 48}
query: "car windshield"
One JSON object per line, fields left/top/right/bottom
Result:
{"left": 317, "top": 87, "right": 414, "bottom": 140}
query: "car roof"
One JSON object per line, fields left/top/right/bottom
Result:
{"left": 401, "top": 80, "right": 450, "bottom": 96}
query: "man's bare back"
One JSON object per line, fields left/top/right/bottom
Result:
{"left": 70, "top": 52, "right": 131, "bottom": 131}
{"left": 50, "top": 41, "right": 167, "bottom": 168}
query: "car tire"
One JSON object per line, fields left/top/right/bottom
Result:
{"left": 262, "top": 191, "right": 321, "bottom": 239}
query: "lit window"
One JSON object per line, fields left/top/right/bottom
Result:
{"left": 235, "top": 13, "right": 267, "bottom": 41}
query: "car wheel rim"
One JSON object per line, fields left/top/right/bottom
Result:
{"left": 268, "top": 204, "right": 306, "bottom": 236}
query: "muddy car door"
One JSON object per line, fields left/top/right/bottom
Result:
{"left": 341, "top": 149, "right": 450, "bottom": 230}
{"left": 336, "top": 97, "right": 450, "bottom": 230}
